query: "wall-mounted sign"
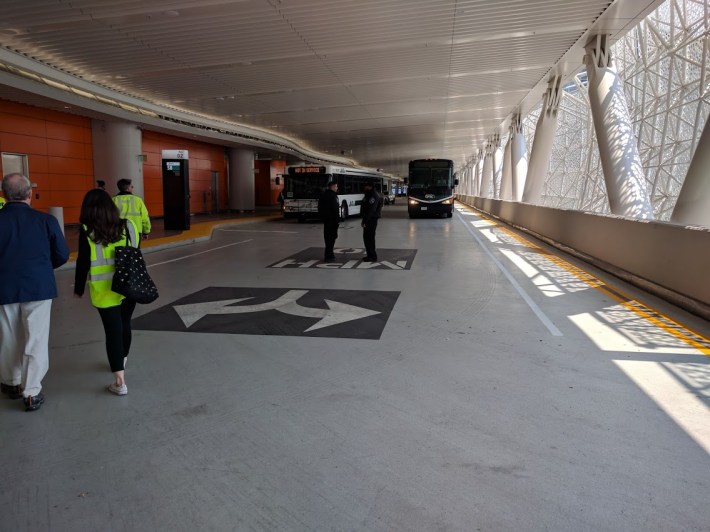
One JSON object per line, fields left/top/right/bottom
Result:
{"left": 161, "top": 149, "right": 189, "bottom": 160}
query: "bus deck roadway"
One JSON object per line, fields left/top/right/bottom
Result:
{"left": 2, "top": 202, "right": 710, "bottom": 531}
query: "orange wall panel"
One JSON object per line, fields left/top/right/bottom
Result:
{"left": 30, "top": 155, "right": 49, "bottom": 174}
{"left": 0, "top": 133, "right": 48, "bottom": 155}
{"left": 0, "top": 99, "right": 239, "bottom": 223}
{"left": 271, "top": 160, "right": 286, "bottom": 205}
{"left": 0, "top": 115, "right": 47, "bottom": 137}
{"left": 255, "top": 160, "right": 286, "bottom": 206}
{"left": 141, "top": 130, "right": 228, "bottom": 216}
{"left": 0, "top": 99, "right": 93, "bottom": 224}
{"left": 46, "top": 138, "right": 87, "bottom": 159}
{"left": 0, "top": 100, "right": 47, "bottom": 119}
{"left": 46, "top": 156, "right": 89, "bottom": 176}
{"left": 45, "top": 122, "right": 88, "bottom": 142}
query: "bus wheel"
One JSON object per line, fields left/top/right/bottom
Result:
{"left": 340, "top": 202, "right": 349, "bottom": 221}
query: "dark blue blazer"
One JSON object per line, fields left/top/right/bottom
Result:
{"left": 0, "top": 202, "right": 69, "bottom": 304}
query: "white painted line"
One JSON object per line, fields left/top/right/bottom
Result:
{"left": 215, "top": 228, "right": 299, "bottom": 234}
{"left": 147, "top": 239, "right": 253, "bottom": 268}
{"left": 68, "top": 239, "right": 253, "bottom": 288}
{"left": 456, "top": 211, "right": 563, "bottom": 337}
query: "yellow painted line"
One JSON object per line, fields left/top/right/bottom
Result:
{"left": 457, "top": 203, "right": 710, "bottom": 354}
{"left": 67, "top": 213, "right": 281, "bottom": 262}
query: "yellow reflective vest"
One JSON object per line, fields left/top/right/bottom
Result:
{"left": 0, "top": 197, "right": 5, "bottom": 209}
{"left": 86, "top": 219, "right": 138, "bottom": 308}
{"left": 113, "top": 193, "right": 151, "bottom": 238}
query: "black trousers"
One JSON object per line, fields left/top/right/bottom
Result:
{"left": 323, "top": 222, "right": 339, "bottom": 259}
{"left": 363, "top": 219, "right": 378, "bottom": 260}
{"left": 97, "top": 298, "right": 137, "bottom": 372}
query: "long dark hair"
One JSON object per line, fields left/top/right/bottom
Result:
{"left": 79, "top": 189, "right": 126, "bottom": 245}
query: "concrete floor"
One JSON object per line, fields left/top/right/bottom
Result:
{"left": 2, "top": 202, "right": 710, "bottom": 531}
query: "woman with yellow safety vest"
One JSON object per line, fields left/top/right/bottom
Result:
{"left": 74, "top": 189, "right": 139, "bottom": 396}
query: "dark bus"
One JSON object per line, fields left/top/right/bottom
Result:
{"left": 282, "top": 164, "right": 385, "bottom": 222}
{"left": 407, "top": 159, "right": 458, "bottom": 218}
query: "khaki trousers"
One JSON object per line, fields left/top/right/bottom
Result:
{"left": 0, "top": 299, "right": 52, "bottom": 397}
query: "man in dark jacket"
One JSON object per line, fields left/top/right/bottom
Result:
{"left": 0, "top": 173, "right": 69, "bottom": 411}
{"left": 318, "top": 180, "right": 340, "bottom": 262}
{"left": 360, "top": 181, "right": 384, "bottom": 262}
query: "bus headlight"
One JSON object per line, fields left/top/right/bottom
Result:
{"left": 409, "top": 199, "right": 419, "bottom": 205}
{"left": 442, "top": 199, "right": 452, "bottom": 205}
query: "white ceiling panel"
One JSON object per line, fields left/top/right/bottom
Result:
{"left": 0, "top": 0, "right": 664, "bottom": 176}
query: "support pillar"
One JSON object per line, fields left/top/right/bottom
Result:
{"left": 482, "top": 147, "right": 494, "bottom": 198}
{"left": 492, "top": 135, "right": 503, "bottom": 199}
{"left": 228, "top": 148, "right": 255, "bottom": 211}
{"left": 670, "top": 116, "right": 710, "bottom": 227}
{"left": 500, "top": 132, "right": 513, "bottom": 201}
{"left": 585, "top": 35, "right": 654, "bottom": 219}
{"left": 91, "top": 120, "right": 143, "bottom": 197}
{"left": 474, "top": 150, "right": 484, "bottom": 196}
{"left": 522, "top": 76, "right": 562, "bottom": 204}
{"left": 510, "top": 113, "right": 528, "bottom": 202}
{"left": 461, "top": 166, "right": 469, "bottom": 196}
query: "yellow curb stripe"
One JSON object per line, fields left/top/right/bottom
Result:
{"left": 457, "top": 203, "right": 710, "bottom": 354}
{"left": 67, "top": 213, "right": 282, "bottom": 263}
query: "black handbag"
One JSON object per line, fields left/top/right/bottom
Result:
{"left": 111, "top": 227, "right": 159, "bottom": 304}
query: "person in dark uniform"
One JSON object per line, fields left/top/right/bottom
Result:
{"left": 318, "top": 180, "right": 340, "bottom": 262}
{"left": 360, "top": 180, "right": 383, "bottom": 262}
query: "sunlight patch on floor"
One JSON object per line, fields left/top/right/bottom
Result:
{"left": 615, "top": 359, "right": 710, "bottom": 455}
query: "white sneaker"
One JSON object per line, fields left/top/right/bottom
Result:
{"left": 107, "top": 382, "right": 128, "bottom": 396}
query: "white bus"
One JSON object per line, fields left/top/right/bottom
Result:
{"left": 282, "top": 164, "right": 385, "bottom": 222}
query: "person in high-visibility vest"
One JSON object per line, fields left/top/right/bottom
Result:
{"left": 74, "top": 189, "right": 139, "bottom": 396}
{"left": 113, "top": 178, "right": 150, "bottom": 246}
{"left": 0, "top": 195, "right": 6, "bottom": 209}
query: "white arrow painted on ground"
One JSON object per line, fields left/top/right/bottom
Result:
{"left": 279, "top": 298, "right": 381, "bottom": 332}
{"left": 173, "top": 290, "right": 380, "bottom": 331}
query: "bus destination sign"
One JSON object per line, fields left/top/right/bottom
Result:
{"left": 290, "top": 166, "right": 325, "bottom": 174}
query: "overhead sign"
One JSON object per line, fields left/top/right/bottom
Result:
{"left": 268, "top": 248, "right": 417, "bottom": 270}
{"left": 131, "top": 287, "right": 400, "bottom": 339}
{"left": 161, "top": 149, "right": 189, "bottom": 160}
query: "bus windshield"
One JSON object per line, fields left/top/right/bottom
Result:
{"left": 285, "top": 173, "right": 329, "bottom": 199}
{"left": 409, "top": 167, "right": 453, "bottom": 196}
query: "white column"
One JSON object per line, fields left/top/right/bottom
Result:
{"left": 500, "top": 135, "right": 513, "bottom": 201}
{"left": 522, "top": 76, "right": 562, "bottom": 204}
{"left": 470, "top": 158, "right": 476, "bottom": 196}
{"left": 481, "top": 145, "right": 493, "bottom": 198}
{"left": 511, "top": 114, "right": 528, "bottom": 202}
{"left": 585, "top": 35, "right": 654, "bottom": 219}
{"left": 670, "top": 116, "right": 710, "bottom": 227}
{"left": 228, "top": 148, "right": 255, "bottom": 211}
{"left": 474, "top": 151, "right": 484, "bottom": 196}
{"left": 492, "top": 135, "right": 503, "bottom": 199}
{"left": 91, "top": 120, "right": 143, "bottom": 197}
